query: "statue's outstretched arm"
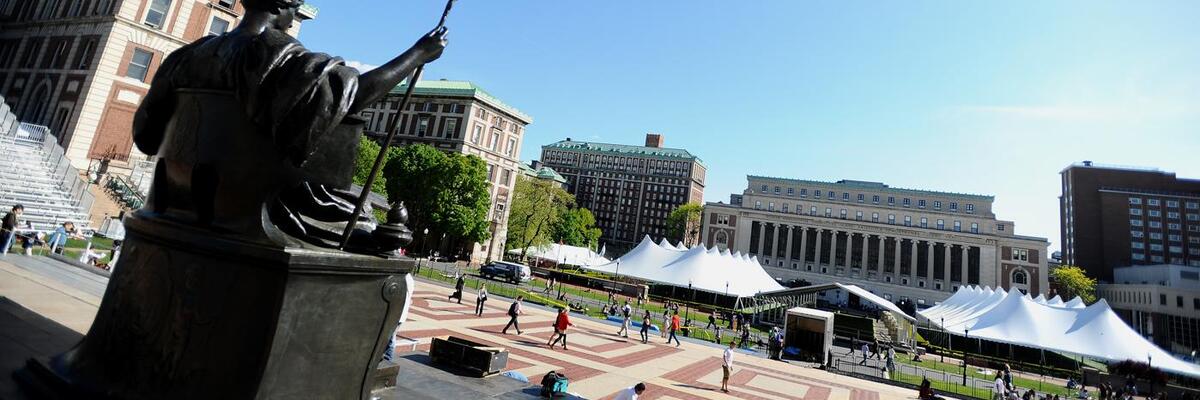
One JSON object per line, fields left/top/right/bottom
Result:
{"left": 350, "top": 27, "right": 448, "bottom": 114}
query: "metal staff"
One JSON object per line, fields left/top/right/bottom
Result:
{"left": 339, "top": 0, "right": 457, "bottom": 250}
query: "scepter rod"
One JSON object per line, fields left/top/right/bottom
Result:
{"left": 339, "top": 0, "right": 457, "bottom": 250}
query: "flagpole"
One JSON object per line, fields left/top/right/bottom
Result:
{"left": 339, "top": 0, "right": 457, "bottom": 250}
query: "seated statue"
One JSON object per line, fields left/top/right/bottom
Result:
{"left": 132, "top": 0, "right": 446, "bottom": 253}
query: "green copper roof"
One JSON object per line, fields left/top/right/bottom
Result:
{"left": 391, "top": 80, "right": 532, "bottom": 123}
{"left": 298, "top": 3, "right": 318, "bottom": 19}
{"left": 747, "top": 175, "right": 994, "bottom": 201}
{"left": 519, "top": 162, "right": 567, "bottom": 183}
{"left": 542, "top": 140, "right": 703, "bottom": 165}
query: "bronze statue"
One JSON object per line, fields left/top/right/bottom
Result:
{"left": 16, "top": 1, "right": 449, "bottom": 398}
{"left": 132, "top": 0, "right": 446, "bottom": 253}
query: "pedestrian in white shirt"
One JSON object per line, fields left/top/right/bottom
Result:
{"left": 722, "top": 341, "right": 735, "bottom": 393}
{"left": 994, "top": 373, "right": 1007, "bottom": 400}
{"left": 612, "top": 382, "right": 646, "bottom": 400}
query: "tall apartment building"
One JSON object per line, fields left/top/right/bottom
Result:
{"left": 359, "top": 80, "right": 533, "bottom": 264}
{"left": 1060, "top": 161, "right": 1200, "bottom": 282}
{"left": 0, "top": 0, "right": 315, "bottom": 172}
{"left": 539, "top": 133, "right": 705, "bottom": 253}
{"left": 702, "top": 176, "right": 1050, "bottom": 305}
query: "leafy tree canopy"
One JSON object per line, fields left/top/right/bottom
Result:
{"left": 666, "top": 202, "right": 704, "bottom": 246}
{"left": 1050, "top": 265, "right": 1097, "bottom": 304}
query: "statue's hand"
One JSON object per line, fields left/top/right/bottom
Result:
{"left": 413, "top": 27, "right": 448, "bottom": 64}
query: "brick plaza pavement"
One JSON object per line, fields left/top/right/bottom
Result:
{"left": 401, "top": 281, "right": 918, "bottom": 400}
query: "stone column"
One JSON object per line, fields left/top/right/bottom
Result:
{"left": 783, "top": 226, "right": 794, "bottom": 261}
{"left": 961, "top": 245, "right": 970, "bottom": 285}
{"left": 926, "top": 241, "right": 935, "bottom": 284}
{"left": 893, "top": 237, "right": 902, "bottom": 281}
{"left": 876, "top": 236, "right": 886, "bottom": 277}
{"left": 943, "top": 243, "right": 952, "bottom": 288}
{"left": 768, "top": 224, "right": 779, "bottom": 260}
{"left": 860, "top": 233, "right": 870, "bottom": 271}
{"left": 757, "top": 222, "right": 767, "bottom": 256}
{"left": 798, "top": 227, "right": 808, "bottom": 262}
{"left": 843, "top": 232, "right": 854, "bottom": 269}
{"left": 829, "top": 230, "right": 839, "bottom": 268}
{"left": 910, "top": 239, "right": 918, "bottom": 282}
{"left": 814, "top": 229, "right": 824, "bottom": 268}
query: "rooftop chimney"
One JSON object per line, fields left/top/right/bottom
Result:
{"left": 531, "top": 160, "right": 542, "bottom": 170}
{"left": 1083, "top": 160, "right": 1093, "bottom": 166}
{"left": 645, "top": 133, "right": 663, "bottom": 148}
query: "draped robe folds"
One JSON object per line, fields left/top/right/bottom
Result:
{"left": 132, "top": 28, "right": 373, "bottom": 246}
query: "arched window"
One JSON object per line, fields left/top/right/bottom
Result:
{"left": 21, "top": 81, "right": 53, "bottom": 125}
{"left": 714, "top": 230, "right": 728, "bottom": 245}
{"left": 1012, "top": 270, "right": 1028, "bottom": 285}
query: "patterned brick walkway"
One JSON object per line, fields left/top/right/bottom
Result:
{"left": 401, "top": 282, "right": 916, "bottom": 400}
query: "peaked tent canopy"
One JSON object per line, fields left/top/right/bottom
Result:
{"left": 584, "top": 236, "right": 786, "bottom": 297}
{"left": 920, "top": 286, "right": 1200, "bottom": 379}
{"left": 508, "top": 243, "right": 610, "bottom": 267}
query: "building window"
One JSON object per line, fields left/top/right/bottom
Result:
{"left": 416, "top": 116, "right": 431, "bottom": 136}
{"left": 1187, "top": 213, "right": 1199, "bottom": 221}
{"left": 1160, "top": 294, "right": 1167, "bottom": 305}
{"left": 1130, "top": 219, "right": 1144, "bottom": 227}
{"left": 1150, "top": 232, "right": 1162, "bottom": 240}
{"left": 782, "top": 204, "right": 789, "bottom": 213}
{"left": 1012, "top": 270, "right": 1028, "bottom": 285}
{"left": 1130, "top": 197, "right": 1143, "bottom": 205}
{"left": 787, "top": 187, "right": 794, "bottom": 196}
{"left": 971, "top": 223, "right": 979, "bottom": 233}
{"left": 842, "top": 192, "right": 850, "bottom": 201}
{"left": 903, "top": 198, "right": 911, "bottom": 207}
{"left": 144, "top": 0, "right": 172, "bottom": 28}
{"left": 937, "top": 219, "right": 945, "bottom": 230}
{"left": 920, "top": 217, "right": 928, "bottom": 228}
{"left": 1150, "top": 244, "right": 1164, "bottom": 251}
{"left": 953, "top": 221, "right": 961, "bottom": 231}
{"left": 1131, "top": 242, "right": 1144, "bottom": 249}
{"left": 825, "top": 208, "right": 832, "bottom": 217}
{"left": 856, "top": 211, "right": 863, "bottom": 220}
{"left": 126, "top": 48, "right": 153, "bottom": 82}
{"left": 208, "top": 16, "right": 230, "bottom": 35}
{"left": 997, "top": 224, "right": 1005, "bottom": 231}
{"left": 1187, "top": 201, "right": 1199, "bottom": 209}
{"left": 754, "top": 201, "right": 761, "bottom": 210}
{"left": 966, "top": 204, "right": 975, "bottom": 213}
{"left": 1130, "top": 208, "right": 1143, "bottom": 216}
{"left": 1149, "top": 210, "right": 1161, "bottom": 217}
{"left": 810, "top": 206, "right": 817, "bottom": 215}
{"left": 858, "top": 194, "right": 865, "bottom": 203}
{"left": 1168, "top": 212, "right": 1180, "bottom": 219}
{"left": 814, "top": 190, "right": 821, "bottom": 198}
{"left": 872, "top": 212, "right": 880, "bottom": 222}
{"left": 904, "top": 216, "right": 912, "bottom": 226}
{"left": 218, "top": 0, "right": 236, "bottom": 7}
{"left": 761, "top": 184, "right": 768, "bottom": 193}
{"left": 1169, "top": 224, "right": 1181, "bottom": 231}
{"left": 828, "top": 191, "right": 835, "bottom": 200}
{"left": 489, "top": 132, "right": 500, "bottom": 150}
{"left": 918, "top": 199, "right": 926, "bottom": 208}
{"left": 1149, "top": 221, "right": 1162, "bottom": 229}
{"left": 1012, "top": 248, "right": 1028, "bottom": 261}
{"left": 933, "top": 200, "right": 942, "bottom": 210}
{"left": 1132, "top": 253, "right": 1146, "bottom": 261}
{"left": 872, "top": 195, "right": 880, "bottom": 204}
{"left": 888, "top": 196, "right": 895, "bottom": 206}
{"left": 443, "top": 118, "right": 459, "bottom": 138}
{"left": 949, "top": 202, "right": 958, "bottom": 212}
{"left": 769, "top": 202, "right": 775, "bottom": 211}
{"left": 840, "top": 209, "right": 847, "bottom": 219}
{"left": 888, "top": 214, "right": 895, "bottom": 224}
{"left": 1148, "top": 199, "right": 1161, "bottom": 206}
{"left": 471, "top": 124, "right": 483, "bottom": 143}
{"left": 774, "top": 186, "right": 781, "bottom": 194}
{"left": 1167, "top": 200, "right": 1180, "bottom": 208}
{"left": 1131, "top": 230, "right": 1144, "bottom": 238}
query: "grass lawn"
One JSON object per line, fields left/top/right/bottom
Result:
{"left": 896, "top": 357, "right": 1077, "bottom": 397}
{"left": 894, "top": 370, "right": 992, "bottom": 400}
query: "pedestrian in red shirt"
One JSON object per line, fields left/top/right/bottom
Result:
{"left": 548, "top": 307, "right": 574, "bottom": 350}
{"left": 666, "top": 310, "right": 682, "bottom": 347}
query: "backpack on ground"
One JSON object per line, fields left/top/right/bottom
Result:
{"left": 540, "top": 370, "right": 569, "bottom": 398}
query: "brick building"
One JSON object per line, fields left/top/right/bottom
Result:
{"left": 1060, "top": 161, "right": 1200, "bottom": 282}
{"left": 358, "top": 80, "right": 533, "bottom": 263}
{"left": 703, "top": 176, "right": 1050, "bottom": 305}
{"left": 539, "top": 133, "right": 706, "bottom": 254}
{"left": 0, "top": 0, "right": 315, "bottom": 173}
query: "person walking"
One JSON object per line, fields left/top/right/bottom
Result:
{"left": 994, "top": 372, "right": 1008, "bottom": 400}
{"left": 502, "top": 295, "right": 524, "bottom": 335}
{"left": 706, "top": 312, "right": 717, "bottom": 330}
{"left": 721, "top": 341, "right": 735, "bottom": 393}
{"left": 666, "top": 310, "right": 682, "bottom": 347}
{"left": 737, "top": 324, "right": 750, "bottom": 349}
{"left": 639, "top": 310, "right": 651, "bottom": 344}
{"left": 885, "top": 346, "right": 896, "bottom": 378}
{"left": 612, "top": 383, "right": 646, "bottom": 400}
{"left": 1, "top": 205, "right": 23, "bottom": 255}
{"left": 859, "top": 342, "right": 870, "bottom": 365}
{"left": 548, "top": 307, "right": 574, "bottom": 350}
{"left": 544, "top": 276, "right": 555, "bottom": 294}
{"left": 660, "top": 307, "right": 670, "bottom": 338}
{"left": 449, "top": 274, "right": 465, "bottom": 304}
{"left": 616, "top": 301, "right": 632, "bottom": 338}
{"left": 475, "top": 284, "right": 488, "bottom": 316}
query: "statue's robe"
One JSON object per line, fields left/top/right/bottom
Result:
{"left": 132, "top": 28, "right": 371, "bottom": 245}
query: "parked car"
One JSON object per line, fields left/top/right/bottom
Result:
{"left": 479, "top": 261, "right": 531, "bottom": 284}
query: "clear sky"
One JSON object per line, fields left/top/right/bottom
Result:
{"left": 300, "top": 1, "right": 1200, "bottom": 253}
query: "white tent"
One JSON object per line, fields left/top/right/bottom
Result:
{"left": 584, "top": 236, "right": 786, "bottom": 297}
{"left": 508, "top": 243, "right": 610, "bottom": 267}
{"left": 920, "top": 286, "right": 1200, "bottom": 379}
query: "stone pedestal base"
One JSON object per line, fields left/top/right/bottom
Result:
{"left": 18, "top": 214, "right": 415, "bottom": 399}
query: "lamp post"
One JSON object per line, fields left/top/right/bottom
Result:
{"left": 686, "top": 281, "right": 693, "bottom": 326}
{"left": 419, "top": 228, "right": 429, "bottom": 273}
{"left": 963, "top": 328, "right": 969, "bottom": 386}
{"left": 1148, "top": 355, "right": 1153, "bottom": 396}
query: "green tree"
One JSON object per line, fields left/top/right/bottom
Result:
{"left": 506, "top": 178, "right": 573, "bottom": 259}
{"left": 1050, "top": 265, "right": 1097, "bottom": 304}
{"left": 666, "top": 203, "right": 704, "bottom": 246}
{"left": 352, "top": 137, "right": 386, "bottom": 195}
{"left": 381, "top": 144, "right": 491, "bottom": 256}
{"left": 555, "top": 207, "right": 602, "bottom": 249}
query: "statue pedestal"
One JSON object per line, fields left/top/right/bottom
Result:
{"left": 18, "top": 214, "right": 415, "bottom": 399}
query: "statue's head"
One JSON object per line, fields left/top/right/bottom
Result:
{"left": 243, "top": 0, "right": 304, "bottom": 31}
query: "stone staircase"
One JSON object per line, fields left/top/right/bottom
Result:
{"left": 0, "top": 99, "right": 94, "bottom": 235}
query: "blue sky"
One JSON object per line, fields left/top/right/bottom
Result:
{"left": 301, "top": 1, "right": 1200, "bottom": 253}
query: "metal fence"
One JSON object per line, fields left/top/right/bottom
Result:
{"left": 831, "top": 352, "right": 999, "bottom": 400}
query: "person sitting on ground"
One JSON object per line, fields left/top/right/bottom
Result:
{"left": 919, "top": 377, "right": 935, "bottom": 400}
{"left": 612, "top": 382, "right": 646, "bottom": 400}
